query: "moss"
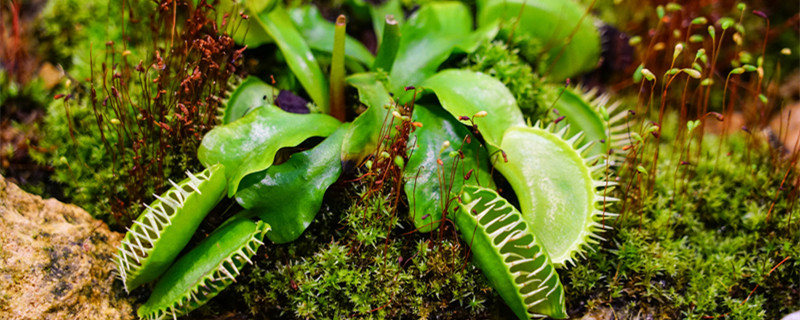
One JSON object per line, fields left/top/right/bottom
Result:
{"left": 463, "top": 40, "right": 547, "bottom": 121}
{"left": 29, "top": 98, "right": 122, "bottom": 224}
{"left": 227, "top": 186, "right": 499, "bottom": 319}
{"left": 30, "top": 0, "right": 240, "bottom": 228}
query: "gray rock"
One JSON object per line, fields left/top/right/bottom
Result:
{"left": 784, "top": 310, "right": 800, "bottom": 320}
{"left": 0, "top": 175, "right": 134, "bottom": 320}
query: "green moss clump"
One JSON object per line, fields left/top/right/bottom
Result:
{"left": 30, "top": 0, "right": 240, "bottom": 228}
{"left": 563, "top": 119, "right": 800, "bottom": 319}
{"left": 30, "top": 99, "right": 119, "bottom": 223}
{"left": 229, "top": 187, "right": 498, "bottom": 319}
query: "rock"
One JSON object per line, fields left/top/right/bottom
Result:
{"left": 0, "top": 175, "right": 135, "bottom": 320}
{"left": 784, "top": 310, "right": 800, "bottom": 320}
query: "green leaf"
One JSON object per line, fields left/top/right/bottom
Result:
{"left": 198, "top": 105, "right": 340, "bottom": 197}
{"left": 389, "top": 2, "right": 497, "bottom": 93}
{"left": 413, "top": 69, "right": 523, "bottom": 148}
{"left": 404, "top": 104, "right": 495, "bottom": 232}
{"left": 235, "top": 126, "right": 346, "bottom": 243}
{"left": 222, "top": 76, "right": 277, "bottom": 124}
{"left": 342, "top": 73, "right": 394, "bottom": 165}
{"left": 289, "top": 6, "right": 375, "bottom": 67}
{"left": 477, "top": 0, "right": 601, "bottom": 82}
{"left": 255, "top": 6, "right": 329, "bottom": 112}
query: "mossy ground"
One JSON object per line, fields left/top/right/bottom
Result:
{"left": 179, "top": 113, "right": 799, "bottom": 319}
{"left": 563, "top": 114, "right": 799, "bottom": 319}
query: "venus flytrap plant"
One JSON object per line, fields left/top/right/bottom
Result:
{"left": 115, "top": 1, "right": 629, "bottom": 319}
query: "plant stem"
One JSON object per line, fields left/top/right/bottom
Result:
{"left": 330, "top": 15, "right": 347, "bottom": 122}
{"left": 372, "top": 15, "right": 400, "bottom": 73}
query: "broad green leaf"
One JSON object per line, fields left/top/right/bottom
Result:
{"left": 388, "top": 2, "right": 474, "bottom": 93}
{"left": 404, "top": 104, "right": 495, "bottom": 232}
{"left": 342, "top": 73, "right": 394, "bottom": 165}
{"left": 413, "top": 69, "right": 523, "bottom": 148}
{"left": 255, "top": 6, "right": 329, "bottom": 112}
{"left": 477, "top": 0, "right": 600, "bottom": 81}
{"left": 198, "top": 105, "right": 340, "bottom": 197}
{"left": 222, "top": 76, "right": 277, "bottom": 124}
{"left": 235, "top": 126, "right": 346, "bottom": 243}
{"left": 289, "top": 6, "right": 375, "bottom": 67}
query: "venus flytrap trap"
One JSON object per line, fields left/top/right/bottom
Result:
{"left": 454, "top": 186, "right": 567, "bottom": 319}
{"left": 137, "top": 218, "right": 270, "bottom": 320}
{"left": 116, "top": 164, "right": 227, "bottom": 292}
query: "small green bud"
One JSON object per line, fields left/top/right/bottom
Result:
{"left": 666, "top": 3, "right": 682, "bottom": 11}
{"left": 695, "top": 49, "right": 706, "bottom": 59}
{"left": 394, "top": 155, "right": 405, "bottom": 170}
{"left": 439, "top": 140, "right": 451, "bottom": 154}
{"left": 691, "top": 17, "right": 708, "bottom": 25}
{"left": 739, "top": 51, "right": 753, "bottom": 64}
{"left": 633, "top": 64, "right": 644, "bottom": 82}
{"left": 641, "top": 68, "right": 656, "bottom": 81}
{"left": 718, "top": 17, "right": 734, "bottom": 30}
{"left": 683, "top": 68, "right": 702, "bottom": 79}
{"left": 673, "top": 43, "right": 684, "bottom": 59}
